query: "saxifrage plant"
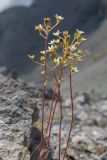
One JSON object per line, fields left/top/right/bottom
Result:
{"left": 28, "top": 14, "right": 87, "bottom": 160}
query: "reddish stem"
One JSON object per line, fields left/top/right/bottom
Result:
{"left": 48, "top": 87, "right": 59, "bottom": 144}
{"left": 46, "top": 84, "right": 57, "bottom": 134}
{"left": 58, "top": 85, "right": 62, "bottom": 160}
{"left": 63, "top": 73, "right": 74, "bottom": 160}
{"left": 41, "top": 33, "right": 48, "bottom": 147}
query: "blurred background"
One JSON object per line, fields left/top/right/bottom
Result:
{"left": 0, "top": 0, "right": 107, "bottom": 95}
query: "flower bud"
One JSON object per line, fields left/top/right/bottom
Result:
{"left": 44, "top": 17, "right": 51, "bottom": 26}
{"left": 63, "top": 31, "right": 68, "bottom": 37}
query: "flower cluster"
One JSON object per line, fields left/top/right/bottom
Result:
{"left": 29, "top": 15, "right": 87, "bottom": 82}
{"left": 35, "top": 15, "right": 64, "bottom": 33}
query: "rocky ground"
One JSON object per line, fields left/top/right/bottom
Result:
{"left": 50, "top": 93, "right": 107, "bottom": 160}
{"left": 0, "top": 73, "right": 107, "bottom": 160}
{"left": 0, "top": 73, "right": 40, "bottom": 160}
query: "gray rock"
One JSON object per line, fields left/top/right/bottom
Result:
{"left": 0, "top": 73, "right": 39, "bottom": 160}
{"left": 101, "top": 153, "right": 107, "bottom": 160}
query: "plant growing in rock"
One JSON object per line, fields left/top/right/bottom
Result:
{"left": 28, "top": 15, "right": 87, "bottom": 160}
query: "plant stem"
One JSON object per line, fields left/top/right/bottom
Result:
{"left": 63, "top": 71, "right": 74, "bottom": 160}
{"left": 46, "top": 84, "right": 57, "bottom": 134}
{"left": 58, "top": 85, "right": 62, "bottom": 160}
{"left": 41, "top": 33, "right": 48, "bottom": 146}
{"left": 48, "top": 87, "right": 59, "bottom": 144}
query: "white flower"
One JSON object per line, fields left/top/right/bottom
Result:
{"left": 74, "top": 53, "right": 78, "bottom": 57}
{"left": 70, "top": 45, "right": 76, "bottom": 51}
{"left": 35, "top": 24, "right": 43, "bottom": 31}
{"left": 48, "top": 45, "right": 54, "bottom": 51}
{"left": 76, "top": 29, "right": 84, "bottom": 34}
{"left": 49, "top": 40, "right": 56, "bottom": 45}
{"left": 54, "top": 58, "right": 60, "bottom": 65}
{"left": 81, "top": 37, "right": 87, "bottom": 41}
{"left": 49, "top": 39, "right": 60, "bottom": 45}
{"left": 55, "top": 14, "right": 64, "bottom": 23}
{"left": 71, "top": 67, "right": 79, "bottom": 73}
{"left": 28, "top": 54, "right": 35, "bottom": 60}
{"left": 53, "top": 30, "right": 61, "bottom": 37}
{"left": 40, "top": 50, "right": 45, "bottom": 54}
{"left": 55, "top": 39, "right": 60, "bottom": 43}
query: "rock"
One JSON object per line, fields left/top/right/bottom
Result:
{"left": 0, "top": 73, "right": 40, "bottom": 160}
{"left": 8, "top": 68, "right": 18, "bottom": 80}
{"left": 74, "top": 92, "right": 91, "bottom": 105}
{"left": 1, "top": 72, "right": 107, "bottom": 160}
{"left": 101, "top": 152, "right": 107, "bottom": 160}
{"left": 32, "top": 107, "right": 39, "bottom": 125}
{"left": 66, "top": 154, "right": 76, "bottom": 160}
{"left": 28, "top": 125, "right": 42, "bottom": 160}
{"left": 72, "top": 134, "right": 95, "bottom": 152}
{"left": 49, "top": 90, "right": 107, "bottom": 159}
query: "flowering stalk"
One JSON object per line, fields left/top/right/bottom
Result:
{"left": 63, "top": 66, "right": 74, "bottom": 160}
{"left": 41, "top": 33, "right": 48, "bottom": 148}
{"left": 28, "top": 14, "right": 87, "bottom": 160}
